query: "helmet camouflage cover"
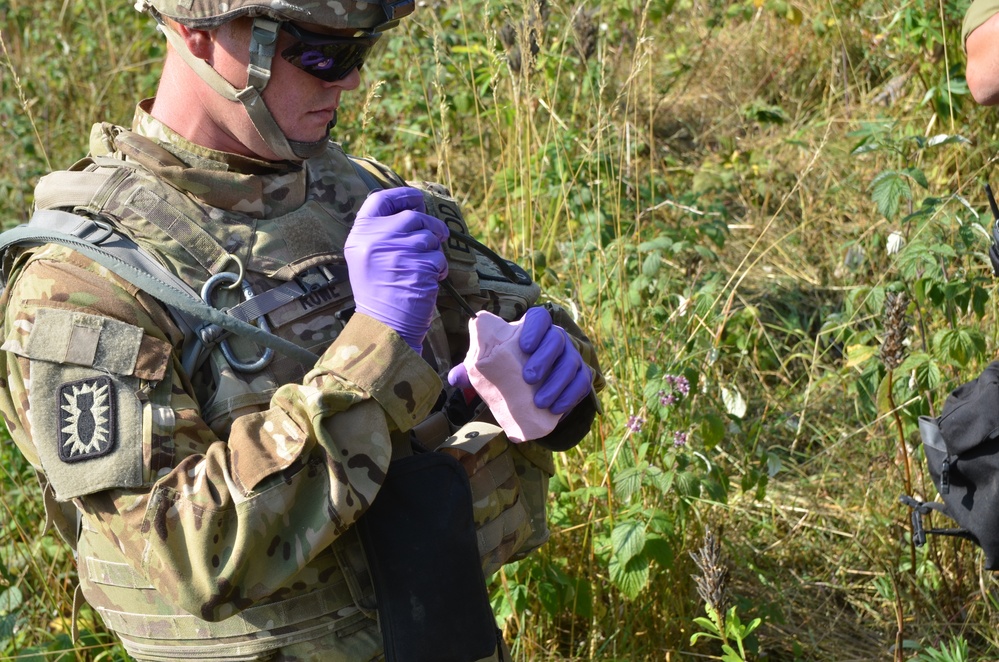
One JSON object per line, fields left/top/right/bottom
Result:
{"left": 135, "top": 0, "right": 414, "bottom": 32}
{"left": 135, "top": 0, "right": 414, "bottom": 160}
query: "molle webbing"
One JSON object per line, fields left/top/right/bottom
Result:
{"left": 95, "top": 581, "right": 360, "bottom": 640}
{"left": 0, "top": 212, "right": 320, "bottom": 368}
{"left": 35, "top": 163, "right": 233, "bottom": 278}
{"left": 127, "top": 187, "right": 231, "bottom": 275}
{"left": 78, "top": 532, "right": 371, "bottom": 658}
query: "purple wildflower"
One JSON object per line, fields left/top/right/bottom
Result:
{"left": 627, "top": 415, "right": 645, "bottom": 433}
{"left": 659, "top": 374, "right": 691, "bottom": 408}
{"left": 673, "top": 430, "right": 688, "bottom": 447}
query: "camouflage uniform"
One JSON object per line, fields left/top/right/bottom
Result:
{"left": 0, "top": 101, "right": 602, "bottom": 660}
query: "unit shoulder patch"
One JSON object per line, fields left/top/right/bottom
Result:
{"left": 28, "top": 363, "right": 144, "bottom": 501}
{"left": 57, "top": 376, "right": 117, "bottom": 463}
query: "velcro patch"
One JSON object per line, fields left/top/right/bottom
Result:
{"left": 27, "top": 308, "right": 141, "bottom": 374}
{"left": 57, "top": 376, "right": 117, "bottom": 463}
{"left": 30, "top": 364, "right": 144, "bottom": 501}
{"left": 4, "top": 308, "right": 172, "bottom": 381}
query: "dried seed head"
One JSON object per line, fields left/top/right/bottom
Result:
{"left": 880, "top": 291, "right": 908, "bottom": 371}
{"left": 690, "top": 529, "right": 728, "bottom": 616}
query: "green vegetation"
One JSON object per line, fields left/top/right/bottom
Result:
{"left": 3, "top": 0, "right": 999, "bottom": 659}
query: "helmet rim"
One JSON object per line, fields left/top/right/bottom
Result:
{"left": 136, "top": 0, "right": 413, "bottom": 33}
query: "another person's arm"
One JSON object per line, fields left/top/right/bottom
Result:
{"left": 964, "top": 0, "right": 999, "bottom": 104}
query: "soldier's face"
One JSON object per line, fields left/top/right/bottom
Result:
{"left": 211, "top": 19, "right": 363, "bottom": 159}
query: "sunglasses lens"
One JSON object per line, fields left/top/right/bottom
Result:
{"left": 281, "top": 35, "right": 377, "bottom": 82}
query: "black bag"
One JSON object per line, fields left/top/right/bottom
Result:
{"left": 356, "top": 450, "right": 502, "bottom": 661}
{"left": 904, "top": 361, "right": 999, "bottom": 569}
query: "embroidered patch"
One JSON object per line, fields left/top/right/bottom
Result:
{"left": 57, "top": 377, "right": 117, "bottom": 463}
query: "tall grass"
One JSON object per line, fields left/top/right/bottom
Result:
{"left": 4, "top": 0, "right": 999, "bottom": 659}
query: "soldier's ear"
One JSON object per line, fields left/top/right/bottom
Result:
{"left": 171, "top": 22, "right": 216, "bottom": 61}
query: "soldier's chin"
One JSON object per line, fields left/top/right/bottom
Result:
{"left": 297, "top": 109, "right": 337, "bottom": 135}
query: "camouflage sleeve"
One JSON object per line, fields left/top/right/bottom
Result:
{"left": 0, "top": 244, "right": 441, "bottom": 620}
{"left": 368, "top": 175, "right": 604, "bottom": 449}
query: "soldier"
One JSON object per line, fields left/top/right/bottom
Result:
{"left": 0, "top": 1, "right": 602, "bottom": 660}
{"left": 964, "top": 0, "right": 999, "bottom": 104}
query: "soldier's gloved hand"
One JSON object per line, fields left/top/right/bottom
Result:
{"left": 345, "top": 187, "right": 450, "bottom": 355}
{"left": 517, "top": 307, "right": 593, "bottom": 414}
{"left": 448, "top": 307, "right": 593, "bottom": 416}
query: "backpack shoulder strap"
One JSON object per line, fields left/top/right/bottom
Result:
{"left": 0, "top": 210, "right": 319, "bottom": 370}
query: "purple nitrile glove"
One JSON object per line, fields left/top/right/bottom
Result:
{"left": 344, "top": 187, "right": 450, "bottom": 355}
{"left": 517, "top": 307, "right": 593, "bottom": 415}
{"left": 447, "top": 307, "right": 593, "bottom": 417}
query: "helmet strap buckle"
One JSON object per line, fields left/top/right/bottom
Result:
{"left": 247, "top": 18, "right": 279, "bottom": 90}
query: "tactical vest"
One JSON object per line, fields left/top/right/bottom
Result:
{"left": 12, "top": 125, "right": 553, "bottom": 659}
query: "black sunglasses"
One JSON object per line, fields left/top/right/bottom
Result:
{"left": 280, "top": 23, "right": 381, "bottom": 82}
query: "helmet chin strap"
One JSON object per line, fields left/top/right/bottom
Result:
{"left": 158, "top": 17, "right": 331, "bottom": 161}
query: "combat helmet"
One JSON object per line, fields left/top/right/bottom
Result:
{"left": 135, "top": 0, "right": 414, "bottom": 160}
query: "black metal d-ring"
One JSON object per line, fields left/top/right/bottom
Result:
{"left": 201, "top": 271, "right": 275, "bottom": 373}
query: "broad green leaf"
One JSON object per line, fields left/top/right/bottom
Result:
{"left": 694, "top": 244, "right": 718, "bottom": 261}
{"left": 901, "top": 166, "right": 929, "bottom": 189}
{"left": 641, "top": 252, "right": 662, "bottom": 278}
{"left": 609, "top": 553, "right": 650, "bottom": 600}
{"left": 898, "top": 353, "right": 942, "bottom": 391}
{"left": 692, "top": 616, "right": 720, "bottom": 633}
{"left": 644, "top": 534, "right": 676, "bottom": 568}
{"left": 0, "top": 612, "right": 17, "bottom": 643}
{"left": 943, "top": 280, "right": 972, "bottom": 308}
{"left": 645, "top": 465, "right": 676, "bottom": 495}
{"left": 646, "top": 510, "right": 674, "bottom": 535}
{"left": 926, "top": 133, "right": 971, "bottom": 148}
{"left": 538, "top": 581, "right": 561, "bottom": 617}
{"left": 0, "top": 586, "right": 23, "bottom": 613}
{"left": 614, "top": 466, "right": 644, "bottom": 502}
{"left": 846, "top": 345, "right": 878, "bottom": 368}
{"left": 699, "top": 414, "right": 726, "bottom": 448}
{"left": 674, "top": 470, "right": 700, "bottom": 497}
{"left": 896, "top": 241, "right": 941, "bottom": 279}
{"left": 742, "top": 616, "right": 762, "bottom": 637}
{"left": 562, "top": 485, "right": 609, "bottom": 501}
{"left": 611, "top": 520, "right": 647, "bottom": 566}
{"left": 934, "top": 327, "right": 986, "bottom": 366}
{"left": 845, "top": 344, "right": 878, "bottom": 369}
{"left": 870, "top": 170, "right": 911, "bottom": 220}
{"left": 851, "top": 142, "right": 880, "bottom": 156}
{"left": 767, "top": 452, "right": 782, "bottom": 478}
{"left": 973, "top": 285, "right": 990, "bottom": 318}
{"left": 928, "top": 242, "right": 957, "bottom": 258}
